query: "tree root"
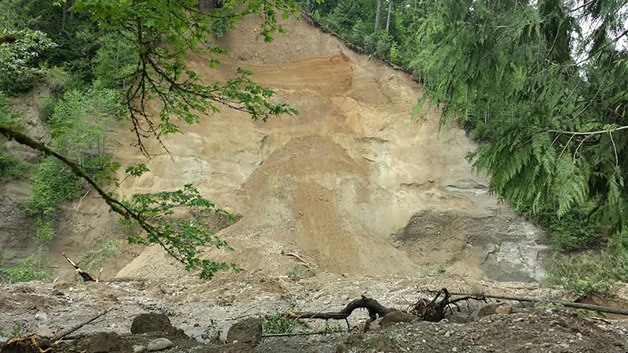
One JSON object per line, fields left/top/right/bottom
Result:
{"left": 285, "top": 288, "right": 486, "bottom": 326}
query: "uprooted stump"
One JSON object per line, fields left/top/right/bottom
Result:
{"left": 286, "top": 288, "right": 486, "bottom": 326}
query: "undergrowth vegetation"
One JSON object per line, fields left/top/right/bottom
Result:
{"left": 545, "top": 248, "right": 628, "bottom": 297}
{"left": 0, "top": 248, "right": 53, "bottom": 284}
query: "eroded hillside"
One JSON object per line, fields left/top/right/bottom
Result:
{"left": 0, "top": 14, "right": 550, "bottom": 283}
{"left": 2, "top": 15, "right": 628, "bottom": 353}
{"left": 87, "top": 15, "right": 550, "bottom": 282}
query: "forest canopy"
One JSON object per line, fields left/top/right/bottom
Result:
{"left": 311, "top": 0, "right": 627, "bottom": 251}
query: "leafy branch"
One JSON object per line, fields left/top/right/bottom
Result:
{"left": 70, "top": 0, "right": 300, "bottom": 157}
{"left": 548, "top": 125, "right": 628, "bottom": 165}
{"left": 0, "top": 125, "right": 238, "bottom": 279}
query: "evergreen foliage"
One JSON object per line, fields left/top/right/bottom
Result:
{"left": 310, "top": 0, "right": 627, "bottom": 250}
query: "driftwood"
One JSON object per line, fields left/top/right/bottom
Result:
{"left": 280, "top": 250, "right": 310, "bottom": 268}
{"left": 62, "top": 253, "right": 95, "bottom": 282}
{"left": 449, "top": 292, "right": 628, "bottom": 316}
{"left": 53, "top": 307, "right": 114, "bottom": 340}
{"left": 286, "top": 288, "right": 484, "bottom": 326}
{"left": 287, "top": 295, "right": 394, "bottom": 321}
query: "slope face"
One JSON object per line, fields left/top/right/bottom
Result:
{"left": 114, "top": 16, "right": 548, "bottom": 281}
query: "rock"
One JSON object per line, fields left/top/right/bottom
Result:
{"left": 133, "top": 345, "right": 147, "bottom": 353}
{"left": 226, "top": 317, "right": 263, "bottom": 346}
{"left": 34, "top": 311, "right": 48, "bottom": 322}
{"left": 495, "top": 304, "right": 514, "bottom": 315}
{"left": 335, "top": 343, "right": 349, "bottom": 353}
{"left": 472, "top": 303, "right": 514, "bottom": 320}
{"left": 88, "top": 332, "right": 126, "bottom": 353}
{"left": 379, "top": 311, "right": 417, "bottom": 327}
{"left": 147, "top": 338, "right": 174, "bottom": 352}
{"left": 131, "top": 313, "right": 173, "bottom": 334}
{"left": 449, "top": 313, "right": 474, "bottom": 324}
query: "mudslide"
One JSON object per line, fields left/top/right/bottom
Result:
{"left": 73, "top": 16, "right": 547, "bottom": 281}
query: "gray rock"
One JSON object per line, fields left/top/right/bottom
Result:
{"left": 449, "top": 312, "right": 474, "bottom": 324}
{"left": 472, "top": 303, "right": 513, "bottom": 320}
{"left": 226, "top": 317, "right": 263, "bottom": 345}
{"left": 147, "top": 338, "right": 174, "bottom": 352}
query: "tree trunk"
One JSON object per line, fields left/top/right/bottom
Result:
{"left": 375, "top": 0, "right": 382, "bottom": 30}
{"left": 386, "top": 0, "right": 394, "bottom": 32}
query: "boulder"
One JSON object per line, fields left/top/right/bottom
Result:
{"left": 472, "top": 303, "right": 514, "bottom": 320}
{"left": 379, "top": 311, "right": 417, "bottom": 327}
{"left": 131, "top": 313, "right": 173, "bottom": 334}
{"left": 226, "top": 317, "right": 263, "bottom": 346}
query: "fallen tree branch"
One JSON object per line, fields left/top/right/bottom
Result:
{"left": 53, "top": 307, "right": 115, "bottom": 341}
{"left": 280, "top": 250, "right": 310, "bottom": 268}
{"left": 286, "top": 295, "right": 394, "bottom": 321}
{"left": 449, "top": 292, "right": 628, "bottom": 316}
{"left": 1, "top": 308, "right": 115, "bottom": 353}
{"left": 286, "top": 289, "right": 487, "bottom": 324}
{"left": 62, "top": 253, "right": 95, "bottom": 282}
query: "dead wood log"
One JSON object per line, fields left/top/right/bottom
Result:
{"left": 53, "top": 307, "right": 114, "bottom": 341}
{"left": 287, "top": 295, "right": 394, "bottom": 321}
{"left": 286, "top": 288, "right": 486, "bottom": 326}
{"left": 280, "top": 250, "right": 310, "bottom": 268}
{"left": 62, "top": 253, "right": 95, "bottom": 282}
{"left": 450, "top": 292, "right": 628, "bottom": 316}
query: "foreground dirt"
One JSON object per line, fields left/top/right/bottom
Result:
{"left": 1, "top": 272, "right": 627, "bottom": 352}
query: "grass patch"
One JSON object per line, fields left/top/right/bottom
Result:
{"left": 544, "top": 248, "right": 628, "bottom": 297}
{"left": 79, "top": 240, "right": 119, "bottom": 273}
{"left": 262, "top": 312, "right": 298, "bottom": 334}
{"left": 0, "top": 144, "right": 29, "bottom": 182}
{"left": 287, "top": 263, "right": 307, "bottom": 278}
{"left": 0, "top": 248, "right": 53, "bottom": 284}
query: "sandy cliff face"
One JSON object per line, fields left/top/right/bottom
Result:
{"left": 96, "top": 16, "right": 548, "bottom": 281}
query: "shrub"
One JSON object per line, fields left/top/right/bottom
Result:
{"left": 26, "top": 157, "right": 81, "bottom": 243}
{"left": 0, "top": 248, "right": 53, "bottom": 283}
{"left": 0, "top": 144, "right": 28, "bottom": 182}
{"left": 262, "top": 312, "right": 297, "bottom": 334}
{"left": 544, "top": 248, "right": 628, "bottom": 297}
{"left": 0, "top": 29, "right": 57, "bottom": 95}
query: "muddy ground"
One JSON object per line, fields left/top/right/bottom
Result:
{"left": 1, "top": 272, "right": 627, "bottom": 352}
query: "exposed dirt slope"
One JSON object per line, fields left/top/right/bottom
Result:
{"left": 1, "top": 14, "right": 627, "bottom": 353}
{"left": 112, "top": 15, "right": 547, "bottom": 282}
